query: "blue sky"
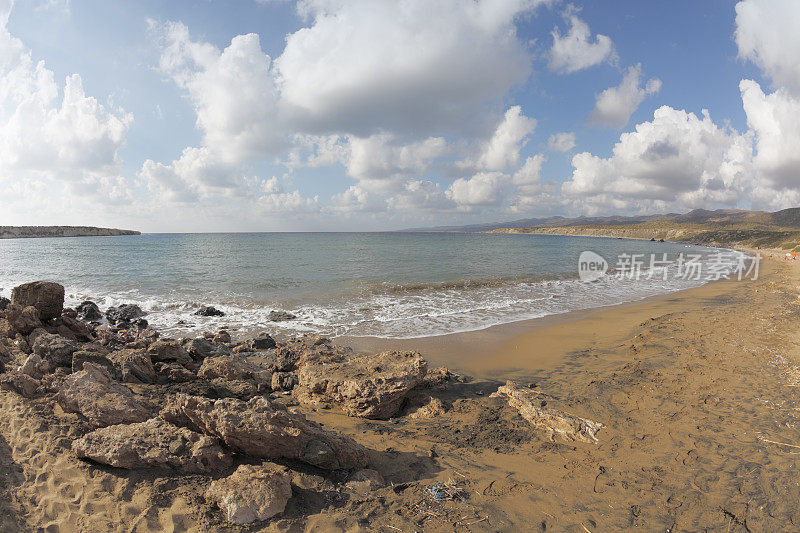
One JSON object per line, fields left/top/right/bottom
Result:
{"left": 1, "top": 0, "right": 799, "bottom": 231}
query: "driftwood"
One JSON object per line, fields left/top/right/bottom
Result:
{"left": 491, "top": 381, "right": 603, "bottom": 443}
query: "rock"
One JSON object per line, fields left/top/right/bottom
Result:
{"left": 0, "top": 297, "right": 9, "bottom": 311}
{"left": 346, "top": 468, "right": 385, "bottom": 493}
{"left": 72, "top": 351, "right": 116, "bottom": 376}
{"left": 156, "top": 362, "right": 197, "bottom": 384}
{"left": 421, "top": 366, "right": 463, "bottom": 388}
{"left": 18, "top": 353, "right": 50, "bottom": 378}
{"left": 490, "top": 381, "right": 604, "bottom": 443}
{"left": 105, "top": 304, "right": 146, "bottom": 327}
{"left": 109, "top": 349, "right": 156, "bottom": 384}
{"left": 250, "top": 332, "right": 276, "bottom": 351}
{"left": 270, "top": 371, "right": 298, "bottom": 392}
{"left": 76, "top": 301, "right": 103, "bottom": 321}
{"left": 198, "top": 355, "right": 272, "bottom": 385}
{"left": 27, "top": 327, "right": 49, "bottom": 346}
{"left": 161, "top": 394, "right": 367, "bottom": 470}
{"left": 72, "top": 417, "right": 232, "bottom": 473}
{"left": 146, "top": 340, "right": 194, "bottom": 368}
{"left": 184, "top": 337, "right": 218, "bottom": 359}
{"left": 3, "top": 304, "right": 43, "bottom": 336}
{"left": 206, "top": 464, "right": 291, "bottom": 524}
{"left": 57, "top": 363, "right": 156, "bottom": 428}
{"left": 59, "top": 315, "right": 94, "bottom": 341}
{"left": 0, "top": 371, "right": 39, "bottom": 397}
{"left": 273, "top": 335, "right": 350, "bottom": 372}
{"left": 11, "top": 281, "right": 64, "bottom": 321}
{"left": 32, "top": 332, "right": 81, "bottom": 368}
{"left": 294, "top": 350, "right": 428, "bottom": 419}
{"left": 213, "top": 330, "right": 231, "bottom": 344}
{"left": 195, "top": 306, "right": 225, "bottom": 317}
{"left": 406, "top": 396, "right": 446, "bottom": 420}
{"left": 0, "top": 318, "right": 14, "bottom": 339}
{"left": 268, "top": 310, "right": 296, "bottom": 322}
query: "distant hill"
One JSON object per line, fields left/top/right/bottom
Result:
{"left": 0, "top": 226, "right": 140, "bottom": 239}
{"left": 405, "top": 208, "right": 800, "bottom": 250}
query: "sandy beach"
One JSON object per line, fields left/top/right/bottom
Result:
{"left": 1, "top": 255, "right": 798, "bottom": 532}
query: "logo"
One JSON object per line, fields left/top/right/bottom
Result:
{"left": 578, "top": 251, "right": 608, "bottom": 282}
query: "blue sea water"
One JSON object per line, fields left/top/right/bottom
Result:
{"left": 0, "top": 232, "right": 732, "bottom": 338}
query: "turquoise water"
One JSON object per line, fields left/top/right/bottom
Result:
{"left": 0, "top": 232, "right": 727, "bottom": 338}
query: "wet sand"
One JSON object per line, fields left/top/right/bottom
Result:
{"left": 3, "top": 254, "right": 800, "bottom": 531}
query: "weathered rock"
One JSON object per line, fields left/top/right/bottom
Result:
{"left": 406, "top": 396, "right": 446, "bottom": 420}
{"left": 59, "top": 315, "right": 94, "bottom": 341}
{"left": 183, "top": 337, "right": 218, "bottom": 359}
{"left": 156, "top": 362, "right": 197, "bottom": 383}
{"left": 294, "top": 351, "right": 428, "bottom": 419}
{"left": 19, "top": 353, "right": 50, "bottom": 378}
{"left": 147, "top": 340, "right": 194, "bottom": 368}
{"left": 198, "top": 355, "right": 272, "bottom": 385}
{"left": 273, "top": 335, "right": 350, "bottom": 372}
{"left": 213, "top": 330, "right": 231, "bottom": 344}
{"left": 32, "top": 332, "right": 81, "bottom": 368}
{"left": 491, "top": 381, "right": 604, "bottom": 444}
{"left": 105, "top": 304, "right": 146, "bottom": 327}
{"left": 57, "top": 363, "right": 156, "bottom": 428}
{"left": 72, "top": 417, "right": 232, "bottom": 473}
{"left": 0, "top": 297, "right": 9, "bottom": 311}
{"left": 109, "top": 349, "right": 156, "bottom": 384}
{"left": 206, "top": 464, "right": 291, "bottom": 524}
{"left": 250, "top": 332, "right": 276, "bottom": 351}
{"left": 268, "top": 310, "right": 296, "bottom": 322}
{"left": 0, "top": 318, "right": 15, "bottom": 339}
{"left": 0, "top": 371, "right": 39, "bottom": 397}
{"left": 3, "top": 304, "right": 43, "bottom": 336}
{"left": 346, "top": 468, "right": 385, "bottom": 493}
{"left": 11, "top": 281, "right": 64, "bottom": 321}
{"left": 76, "top": 301, "right": 103, "bottom": 321}
{"left": 195, "top": 306, "right": 225, "bottom": 317}
{"left": 161, "top": 394, "right": 367, "bottom": 470}
{"left": 72, "top": 351, "right": 116, "bottom": 376}
{"left": 270, "top": 371, "right": 298, "bottom": 392}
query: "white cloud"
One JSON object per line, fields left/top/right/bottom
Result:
{"left": 446, "top": 171, "right": 510, "bottom": 210}
{"left": 387, "top": 180, "right": 454, "bottom": 211}
{"left": 276, "top": 0, "right": 545, "bottom": 137}
{"left": 547, "top": 132, "right": 576, "bottom": 152}
{"left": 735, "top": 0, "right": 800, "bottom": 96}
{"left": 588, "top": 64, "right": 661, "bottom": 128}
{"left": 563, "top": 106, "right": 754, "bottom": 211}
{"left": 548, "top": 6, "right": 615, "bottom": 74}
{"left": 257, "top": 177, "right": 320, "bottom": 212}
{"left": 329, "top": 185, "right": 386, "bottom": 213}
{"left": 740, "top": 79, "right": 800, "bottom": 190}
{"left": 346, "top": 133, "right": 449, "bottom": 182}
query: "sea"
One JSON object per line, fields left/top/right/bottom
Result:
{"left": 0, "top": 232, "right": 746, "bottom": 339}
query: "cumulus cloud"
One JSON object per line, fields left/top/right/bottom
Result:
{"left": 588, "top": 64, "right": 661, "bottom": 128}
{"left": 346, "top": 134, "right": 449, "bottom": 183}
{"left": 548, "top": 6, "right": 615, "bottom": 74}
{"left": 547, "top": 132, "right": 576, "bottom": 152}
{"left": 329, "top": 185, "right": 386, "bottom": 213}
{"left": 387, "top": 180, "right": 454, "bottom": 211}
{"left": 563, "top": 106, "right": 754, "bottom": 211}
{"left": 446, "top": 171, "right": 510, "bottom": 210}
{"left": 735, "top": 0, "right": 800, "bottom": 96}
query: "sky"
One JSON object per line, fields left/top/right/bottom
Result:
{"left": 1, "top": 0, "right": 799, "bottom": 232}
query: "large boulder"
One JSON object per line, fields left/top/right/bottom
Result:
{"left": 147, "top": 340, "right": 194, "bottom": 368}
{"left": 273, "top": 335, "right": 350, "bottom": 372}
{"left": 57, "top": 363, "right": 156, "bottom": 428}
{"left": 294, "top": 350, "right": 428, "bottom": 419}
{"left": 105, "top": 304, "right": 147, "bottom": 327}
{"left": 198, "top": 355, "right": 272, "bottom": 385}
{"left": 72, "top": 417, "right": 232, "bottom": 473}
{"left": 76, "top": 301, "right": 103, "bottom": 321}
{"left": 206, "top": 464, "right": 291, "bottom": 524}
{"left": 32, "top": 332, "right": 81, "bottom": 368}
{"left": 0, "top": 371, "right": 39, "bottom": 397}
{"left": 3, "top": 304, "right": 43, "bottom": 336}
{"left": 11, "top": 281, "right": 64, "bottom": 321}
{"left": 109, "top": 349, "right": 156, "bottom": 384}
{"left": 183, "top": 337, "right": 219, "bottom": 360}
{"left": 161, "top": 394, "right": 367, "bottom": 470}
{"left": 72, "top": 351, "right": 116, "bottom": 376}
{"left": 491, "top": 381, "right": 604, "bottom": 444}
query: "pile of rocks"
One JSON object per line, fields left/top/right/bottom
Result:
{"left": 0, "top": 280, "right": 452, "bottom": 525}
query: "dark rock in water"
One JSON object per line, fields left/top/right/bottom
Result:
{"left": 268, "top": 310, "right": 296, "bottom": 322}
{"left": 11, "top": 281, "right": 65, "bottom": 321}
{"left": 0, "top": 297, "right": 9, "bottom": 311}
{"left": 76, "top": 301, "right": 102, "bottom": 321}
{"left": 106, "top": 304, "right": 147, "bottom": 327}
{"left": 251, "top": 332, "right": 276, "bottom": 350}
{"left": 33, "top": 332, "right": 81, "bottom": 368}
{"left": 195, "top": 306, "right": 225, "bottom": 317}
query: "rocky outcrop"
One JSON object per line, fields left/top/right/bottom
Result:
{"left": 491, "top": 381, "right": 603, "bottom": 444}
{"left": 57, "top": 316, "right": 94, "bottom": 341}
{"left": 206, "top": 464, "right": 291, "bottom": 524}
{"left": 406, "top": 396, "right": 446, "bottom": 420}
{"left": 161, "top": 394, "right": 367, "bottom": 470}
{"left": 0, "top": 371, "right": 39, "bottom": 397}
{"left": 57, "top": 363, "right": 156, "bottom": 428}
{"left": 105, "top": 304, "right": 147, "bottom": 328}
{"left": 109, "top": 349, "right": 156, "bottom": 384}
{"left": 76, "top": 301, "right": 102, "bottom": 321}
{"left": 198, "top": 355, "right": 272, "bottom": 385}
{"left": 270, "top": 371, "right": 297, "bottom": 392}
{"left": 71, "top": 351, "right": 116, "bottom": 376}
{"left": 3, "top": 304, "right": 43, "bottom": 336}
{"left": 294, "top": 350, "right": 428, "bottom": 419}
{"left": 72, "top": 417, "right": 231, "bottom": 473}
{"left": 183, "top": 338, "right": 219, "bottom": 360}
{"left": 273, "top": 335, "right": 350, "bottom": 372}
{"left": 32, "top": 333, "right": 81, "bottom": 368}
{"left": 146, "top": 340, "right": 193, "bottom": 367}
{"left": 195, "top": 306, "right": 225, "bottom": 317}
{"left": 155, "top": 362, "right": 196, "bottom": 384}
{"left": 11, "top": 281, "right": 64, "bottom": 321}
